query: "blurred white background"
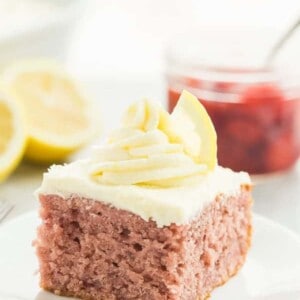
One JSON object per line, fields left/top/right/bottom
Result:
{"left": 66, "top": 0, "right": 300, "bottom": 81}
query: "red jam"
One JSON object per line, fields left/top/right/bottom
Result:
{"left": 168, "top": 84, "right": 300, "bottom": 174}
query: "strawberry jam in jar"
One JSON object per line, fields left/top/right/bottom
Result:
{"left": 167, "top": 47, "right": 300, "bottom": 175}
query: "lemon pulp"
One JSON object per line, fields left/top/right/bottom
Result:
{"left": 3, "top": 61, "right": 99, "bottom": 163}
{"left": 0, "top": 102, "right": 13, "bottom": 155}
{"left": 0, "top": 94, "right": 26, "bottom": 181}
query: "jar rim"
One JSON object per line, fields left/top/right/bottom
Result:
{"left": 165, "top": 30, "right": 300, "bottom": 87}
{"left": 166, "top": 54, "right": 300, "bottom": 92}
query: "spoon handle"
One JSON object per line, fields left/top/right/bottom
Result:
{"left": 265, "top": 17, "right": 300, "bottom": 66}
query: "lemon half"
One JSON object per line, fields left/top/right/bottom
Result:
{"left": 0, "top": 91, "right": 26, "bottom": 181}
{"left": 2, "top": 60, "right": 99, "bottom": 164}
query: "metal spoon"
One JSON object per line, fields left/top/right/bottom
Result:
{"left": 0, "top": 199, "right": 14, "bottom": 224}
{"left": 265, "top": 17, "right": 300, "bottom": 66}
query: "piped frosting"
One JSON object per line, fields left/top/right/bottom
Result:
{"left": 36, "top": 92, "right": 251, "bottom": 227}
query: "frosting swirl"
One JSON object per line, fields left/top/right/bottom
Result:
{"left": 90, "top": 100, "right": 207, "bottom": 187}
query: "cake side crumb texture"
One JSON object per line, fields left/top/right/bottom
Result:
{"left": 36, "top": 185, "right": 252, "bottom": 300}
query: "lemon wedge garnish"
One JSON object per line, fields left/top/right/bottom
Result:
{"left": 0, "top": 90, "right": 26, "bottom": 181}
{"left": 2, "top": 60, "right": 99, "bottom": 164}
{"left": 162, "top": 90, "right": 217, "bottom": 170}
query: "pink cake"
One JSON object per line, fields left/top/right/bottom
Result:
{"left": 35, "top": 92, "right": 252, "bottom": 299}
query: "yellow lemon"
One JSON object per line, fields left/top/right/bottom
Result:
{"left": 0, "top": 90, "right": 26, "bottom": 181}
{"left": 2, "top": 60, "right": 99, "bottom": 164}
{"left": 162, "top": 90, "right": 217, "bottom": 170}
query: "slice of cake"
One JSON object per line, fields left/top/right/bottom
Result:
{"left": 35, "top": 90, "right": 252, "bottom": 300}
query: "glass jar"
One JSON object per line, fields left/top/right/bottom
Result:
{"left": 166, "top": 40, "right": 300, "bottom": 175}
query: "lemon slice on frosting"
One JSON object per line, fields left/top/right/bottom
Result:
{"left": 166, "top": 90, "right": 217, "bottom": 170}
{"left": 2, "top": 60, "right": 98, "bottom": 164}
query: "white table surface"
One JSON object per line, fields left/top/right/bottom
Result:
{"left": 1, "top": 79, "right": 300, "bottom": 236}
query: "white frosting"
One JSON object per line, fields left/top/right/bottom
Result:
{"left": 36, "top": 96, "right": 250, "bottom": 227}
{"left": 36, "top": 160, "right": 251, "bottom": 227}
{"left": 90, "top": 100, "right": 207, "bottom": 187}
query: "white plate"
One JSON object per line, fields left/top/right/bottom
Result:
{"left": 0, "top": 212, "right": 299, "bottom": 300}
